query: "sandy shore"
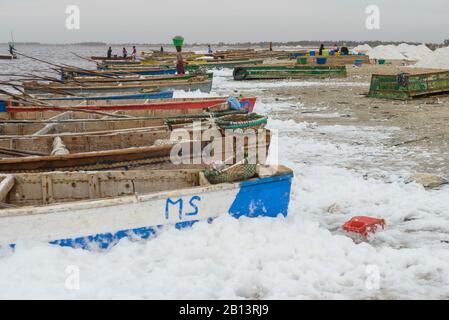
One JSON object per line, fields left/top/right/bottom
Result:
{"left": 231, "top": 64, "right": 449, "bottom": 176}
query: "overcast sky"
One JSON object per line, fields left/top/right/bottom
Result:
{"left": 0, "top": 0, "right": 448, "bottom": 43}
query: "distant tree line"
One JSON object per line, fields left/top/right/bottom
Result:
{"left": 2, "top": 40, "right": 447, "bottom": 48}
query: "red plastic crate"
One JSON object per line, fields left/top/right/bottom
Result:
{"left": 342, "top": 216, "right": 385, "bottom": 237}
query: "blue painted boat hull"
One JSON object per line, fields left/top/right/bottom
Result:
{"left": 39, "top": 91, "right": 174, "bottom": 102}
{"left": 51, "top": 173, "right": 293, "bottom": 250}
{"left": 61, "top": 69, "right": 177, "bottom": 80}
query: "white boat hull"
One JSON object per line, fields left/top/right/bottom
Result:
{"left": 0, "top": 171, "right": 293, "bottom": 250}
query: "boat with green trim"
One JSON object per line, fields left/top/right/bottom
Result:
{"left": 233, "top": 64, "right": 347, "bottom": 80}
{"left": 368, "top": 70, "right": 449, "bottom": 100}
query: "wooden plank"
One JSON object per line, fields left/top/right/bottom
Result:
{"left": 41, "top": 174, "right": 53, "bottom": 205}
{"left": 88, "top": 174, "right": 100, "bottom": 199}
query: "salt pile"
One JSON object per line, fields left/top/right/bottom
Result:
{"left": 352, "top": 44, "right": 372, "bottom": 54}
{"left": 397, "top": 43, "right": 433, "bottom": 61}
{"left": 367, "top": 45, "right": 407, "bottom": 60}
{"left": 414, "top": 46, "right": 449, "bottom": 70}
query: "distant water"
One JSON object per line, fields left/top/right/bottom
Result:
{"left": 0, "top": 43, "right": 263, "bottom": 80}
{"left": 0, "top": 43, "right": 215, "bottom": 86}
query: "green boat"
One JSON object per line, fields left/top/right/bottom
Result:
{"left": 368, "top": 71, "right": 449, "bottom": 100}
{"left": 185, "top": 58, "right": 265, "bottom": 71}
{"left": 98, "top": 58, "right": 265, "bottom": 71}
{"left": 233, "top": 64, "right": 347, "bottom": 80}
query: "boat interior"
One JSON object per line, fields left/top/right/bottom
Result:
{"left": 0, "top": 165, "right": 290, "bottom": 208}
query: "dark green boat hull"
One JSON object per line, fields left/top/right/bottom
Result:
{"left": 233, "top": 65, "right": 347, "bottom": 80}
{"left": 368, "top": 71, "right": 449, "bottom": 100}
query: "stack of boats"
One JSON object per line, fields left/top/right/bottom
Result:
{"left": 0, "top": 58, "right": 294, "bottom": 250}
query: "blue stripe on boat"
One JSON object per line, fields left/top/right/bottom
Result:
{"left": 94, "top": 69, "right": 177, "bottom": 75}
{"left": 41, "top": 91, "right": 174, "bottom": 101}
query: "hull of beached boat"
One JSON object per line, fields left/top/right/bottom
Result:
{"left": 0, "top": 167, "right": 293, "bottom": 250}
{"left": 23, "top": 78, "right": 214, "bottom": 95}
{"left": 185, "top": 58, "right": 265, "bottom": 71}
{"left": 97, "top": 58, "right": 265, "bottom": 71}
{"left": 68, "top": 72, "right": 213, "bottom": 84}
{"left": 0, "top": 128, "right": 271, "bottom": 172}
{"left": 233, "top": 65, "right": 348, "bottom": 80}
{"left": 0, "top": 97, "right": 256, "bottom": 117}
{"left": 90, "top": 56, "right": 134, "bottom": 61}
{"left": 39, "top": 91, "right": 174, "bottom": 102}
{"left": 61, "top": 68, "right": 177, "bottom": 80}
{"left": 97, "top": 59, "right": 141, "bottom": 65}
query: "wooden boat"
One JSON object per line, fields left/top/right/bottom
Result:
{"left": 90, "top": 56, "right": 134, "bottom": 61}
{"left": 97, "top": 58, "right": 265, "bottom": 71}
{"left": 0, "top": 110, "right": 229, "bottom": 136}
{"left": 291, "top": 55, "right": 371, "bottom": 66}
{"left": 60, "top": 67, "right": 177, "bottom": 80}
{"left": 0, "top": 124, "right": 271, "bottom": 172}
{"left": 98, "top": 60, "right": 142, "bottom": 66}
{"left": 0, "top": 165, "right": 293, "bottom": 249}
{"left": 22, "top": 75, "right": 214, "bottom": 95}
{"left": 185, "top": 59, "right": 265, "bottom": 71}
{"left": 233, "top": 64, "right": 347, "bottom": 80}
{"left": 368, "top": 70, "right": 449, "bottom": 100}
{"left": 0, "top": 97, "right": 257, "bottom": 120}
{"left": 0, "top": 119, "right": 202, "bottom": 150}
{"left": 0, "top": 104, "right": 250, "bottom": 135}
{"left": 38, "top": 91, "right": 174, "bottom": 102}
{"left": 212, "top": 50, "right": 289, "bottom": 60}
{"left": 0, "top": 54, "right": 17, "bottom": 60}
{"left": 66, "top": 72, "right": 212, "bottom": 84}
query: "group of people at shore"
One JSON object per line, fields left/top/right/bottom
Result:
{"left": 318, "top": 43, "right": 349, "bottom": 55}
{"left": 107, "top": 46, "right": 137, "bottom": 59}
{"left": 104, "top": 44, "right": 215, "bottom": 75}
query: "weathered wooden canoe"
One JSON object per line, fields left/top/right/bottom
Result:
{"left": 97, "top": 59, "right": 141, "bottom": 66}
{"left": 0, "top": 127, "right": 271, "bottom": 172}
{"left": 0, "top": 105, "right": 249, "bottom": 136}
{"left": 0, "top": 97, "right": 257, "bottom": 120}
{"left": 291, "top": 55, "right": 371, "bottom": 65}
{"left": 0, "top": 112, "right": 222, "bottom": 136}
{"left": 0, "top": 165, "right": 293, "bottom": 249}
{"left": 38, "top": 91, "right": 174, "bottom": 102}
{"left": 22, "top": 75, "right": 214, "bottom": 95}
{"left": 368, "top": 71, "right": 449, "bottom": 100}
{"left": 65, "top": 72, "right": 213, "bottom": 84}
{"left": 97, "top": 58, "right": 265, "bottom": 71}
{"left": 0, "top": 117, "right": 215, "bottom": 154}
{"left": 185, "top": 59, "right": 265, "bottom": 71}
{"left": 90, "top": 56, "right": 134, "bottom": 61}
{"left": 60, "top": 67, "right": 177, "bottom": 80}
{"left": 233, "top": 64, "right": 347, "bottom": 80}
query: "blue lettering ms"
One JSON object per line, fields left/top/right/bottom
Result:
{"left": 165, "top": 196, "right": 201, "bottom": 220}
